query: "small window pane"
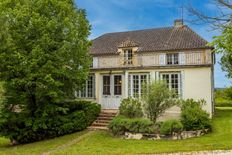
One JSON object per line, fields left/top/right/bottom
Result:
{"left": 114, "top": 75, "right": 122, "bottom": 95}
{"left": 103, "top": 76, "right": 110, "bottom": 95}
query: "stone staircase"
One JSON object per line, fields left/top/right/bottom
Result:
{"left": 88, "top": 109, "right": 118, "bottom": 130}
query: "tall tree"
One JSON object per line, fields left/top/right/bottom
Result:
{"left": 0, "top": 0, "right": 91, "bottom": 143}
{"left": 187, "top": 0, "right": 232, "bottom": 79}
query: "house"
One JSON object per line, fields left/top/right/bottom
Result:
{"left": 77, "top": 19, "right": 214, "bottom": 119}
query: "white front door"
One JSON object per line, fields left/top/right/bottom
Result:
{"left": 101, "top": 74, "right": 122, "bottom": 109}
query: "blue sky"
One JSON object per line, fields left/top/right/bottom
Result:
{"left": 75, "top": 0, "right": 231, "bottom": 88}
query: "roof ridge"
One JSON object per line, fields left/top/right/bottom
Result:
{"left": 101, "top": 26, "right": 174, "bottom": 36}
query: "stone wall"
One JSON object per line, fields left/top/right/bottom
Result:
{"left": 124, "top": 129, "right": 209, "bottom": 140}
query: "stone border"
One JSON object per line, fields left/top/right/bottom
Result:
{"left": 124, "top": 129, "right": 209, "bottom": 140}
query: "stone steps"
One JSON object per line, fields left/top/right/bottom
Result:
{"left": 88, "top": 109, "right": 118, "bottom": 130}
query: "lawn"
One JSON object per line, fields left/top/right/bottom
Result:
{"left": 0, "top": 108, "right": 231, "bottom": 155}
{"left": 0, "top": 131, "right": 88, "bottom": 155}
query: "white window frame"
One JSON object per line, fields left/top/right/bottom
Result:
{"left": 166, "top": 53, "right": 179, "bottom": 65}
{"left": 160, "top": 72, "right": 181, "bottom": 97}
{"left": 128, "top": 73, "right": 150, "bottom": 98}
{"left": 124, "top": 49, "right": 133, "bottom": 65}
{"left": 78, "top": 74, "right": 95, "bottom": 98}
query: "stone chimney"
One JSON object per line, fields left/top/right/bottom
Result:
{"left": 174, "top": 19, "right": 184, "bottom": 27}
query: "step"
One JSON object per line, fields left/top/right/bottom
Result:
{"left": 87, "top": 126, "right": 108, "bottom": 130}
{"left": 92, "top": 122, "right": 108, "bottom": 127}
{"left": 99, "top": 113, "right": 116, "bottom": 117}
{"left": 101, "top": 109, "right": 118, "bottom": 114}
{"left": 97, "top": 116, "right": 114, "bottom": 120}
{"left": 95, "top": 119, "right": 111, "bottom": 123}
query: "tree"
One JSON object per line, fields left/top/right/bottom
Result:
{"left": 141, "top": 80, "right": 177, "bottom": 123}
{"left": 0, "top": 0, "right": 91, "bottom": 143}
{"left": 187, "top": 0, "right": 232, "bottom": 79}
{"left": 187, "top": 0, "right": 231, "bottom": 29}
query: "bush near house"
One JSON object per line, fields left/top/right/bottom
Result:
{"left": 141, "top": 80, "right": 178, "bottom": 123}
{"left": 160, "top": 119, "right": 183, "bottom": 135}
{"left": 108, "top": 116, "right": 156, "bottom": 135}
{"left": 0, "top": 100, "right": 100, "bottom": 144}
{"left": 180, "top": 99, "right": 211, "bottom": 131}
{"left": 119, "top": 97, "right": 143, "bottom": 118}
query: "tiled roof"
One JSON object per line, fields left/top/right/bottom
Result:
{"left": 90, "top": 25, "right": 213, "bottom": 55}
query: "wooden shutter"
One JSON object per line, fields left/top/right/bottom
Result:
{"left": 159, "top": 53, "right": 166, "bottom": 65}
{"left": 93, "top": 57, "right": 98, "bottom": 68}
{"left": 179, "top": 52, "right": 186, "bottom": 65}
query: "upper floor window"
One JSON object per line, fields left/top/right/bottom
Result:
{"left": 166, "top": 53, "right": 179, "bottom": 65}
{"left": 124, "top": 49, "right": 133, "bottom": 65}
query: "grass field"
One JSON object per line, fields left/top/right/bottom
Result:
{"left": 0, "top": 108, "right": 231, "bottom": 155}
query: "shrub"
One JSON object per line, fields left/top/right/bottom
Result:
{"left": 160, "top": 120, "right": 183, "bottom": 135}
{"left": 141, "top": 80, "right": 178, "bottom": 123}
{"left": 180, "top": 99, "right": 211, "bottom": 131}
{"left": 108, "top": 116, "right": 156, "bottom": 135}
{"left": 215, "top": 98, "right": 232, "bottom": 107}
{"left": 0, "top": 100, "right": 100, "bottom": 144}
{"left": 119, "top": 97, "right": 143, "bottom": 118}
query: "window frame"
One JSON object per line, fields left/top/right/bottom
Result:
{"left": 160, "top": 72, "right": 181, "bottom": 96}
{"left": 123, "top": 49, "right": 133, "bottom": 65}
{"left": 114, "top": 75, "right": 122, "bottom": 95}
{"left": 103, "top": 75, "right": 111, "bottom": 95}
{"left": 128, "top": 73, "right": 150, "bottom": 98}
{"left": 166, "top": 53, "right": 179, "bottom": 65}
{"left": 78, "top": 74, "right": 95, "bottom": 98}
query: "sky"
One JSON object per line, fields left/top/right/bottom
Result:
{"left": 75, "top": 0, "right": 231, "bottom": 88}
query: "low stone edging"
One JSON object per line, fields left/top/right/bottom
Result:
{"left": 124, "top": 129, "right": 209, "bottom": 140}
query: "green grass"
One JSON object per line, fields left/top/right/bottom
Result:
{"left": 54, "top": 108, "right": 232, "bottom": 155}
{"left": 0, "top": 130, "right": 88, "bottom": 155}
{"left": 0, "top": 109, "right": 232, "bottom": 155}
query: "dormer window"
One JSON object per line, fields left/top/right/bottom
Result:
{"left": 124, "top": 49, "right": 133, "bottom": 65}
{"left": 166, "top": 53, "right": 179, "bottom": 65}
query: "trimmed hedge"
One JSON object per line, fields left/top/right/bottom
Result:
{"left": 108, "top": 116, "right": 156, "bottom": 135}
{"left": 160, "top": 119, "right": 183, "bottom": 135}
{"left": 0, "top": 100, "right": 100, "bottom": 144}
{"left": 119, "top": 97, "right": 143, "bottom": 118}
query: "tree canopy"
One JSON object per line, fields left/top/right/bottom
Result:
{"left": 0, "top": 0, "right": 91, "bottom": 143}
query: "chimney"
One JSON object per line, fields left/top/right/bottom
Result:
{"left": 174, "top": 19, "right": 183, "bottom": 27}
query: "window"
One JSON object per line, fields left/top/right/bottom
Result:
{"left": 103, "top": 76, "right": 111, "bottom": 95}
{"left": 166, "top": 53, "right": 179, "bottom": 65}
{"left": 114, "top": 75, "right": 122, "bottom": 95}
{"left": 161, "top": 72, "right": 181, "bottom": 95}
{"left": 129, "top": 74, "right": 149, "bottom": 98}
{"left": 124, "top": 49, "right": 133, "bottom": 65}
{"left": 78, "top": 75, "right": 95, "bottom": 98}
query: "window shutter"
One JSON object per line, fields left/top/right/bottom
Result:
{"left": 93, "top": 57, "right": 98, "bottom": 68}
{"left": 159, "top": 53, "right": 166, "bottom": 65}
{"left": 180, "top": 71, "right": 184, "bottom": 98}
{"left": 179, "top": 52, "right": 186, "bottom": 65}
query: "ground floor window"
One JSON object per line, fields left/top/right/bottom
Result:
{"left": 78, "top": 74, "right": 95, "bottom": 98}
{"left": 160, "top": 72, "right": 181, "bottom": 96}
{"left": 103, "top": 75, "right": 111, "bottom": 95}
{"left": 114, "top": 75, "right": 122, "bottom": 95}
{"left": 128, "top": 74, "right": 149, "bottom": 98}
